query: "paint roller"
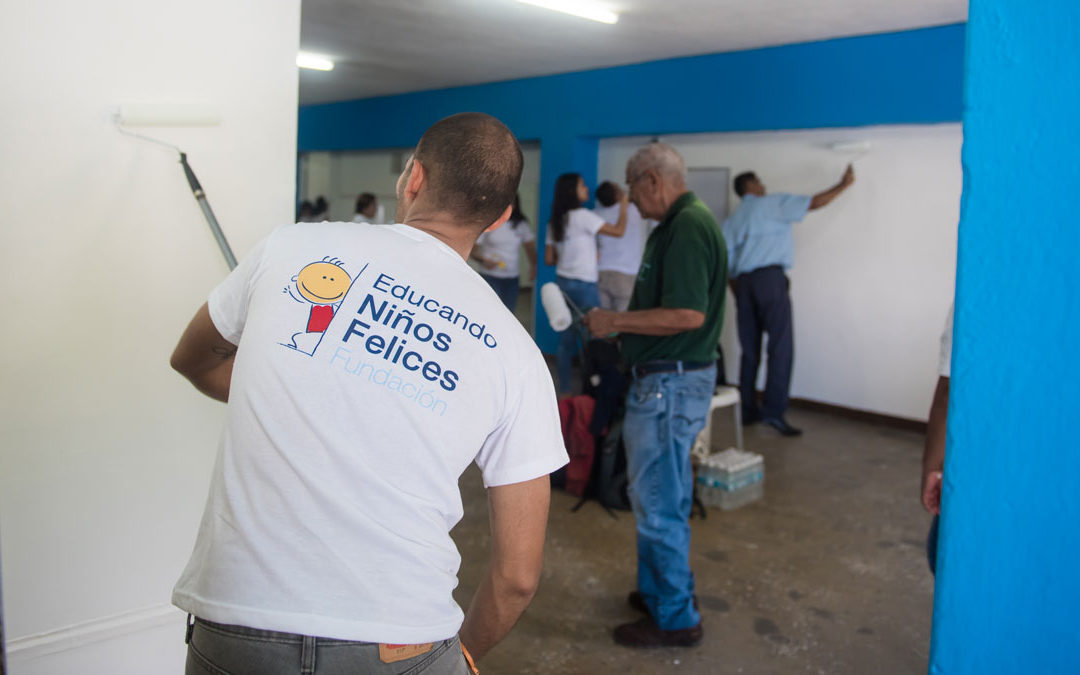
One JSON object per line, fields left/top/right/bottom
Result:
{"left": 540, "top": 281, "right": 575, "bottom": 331}
{"left": 541, "top": 281, "right": 617, "bottom": 338}
{"left": 115, "top": 103, "right": 237, "bottom": 269}
{"left": 828, "top": 140, "right": 871, "bottom": 161}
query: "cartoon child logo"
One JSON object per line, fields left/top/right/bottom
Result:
{"left": 282, "top": 256, "right": 351, "bottom": 354}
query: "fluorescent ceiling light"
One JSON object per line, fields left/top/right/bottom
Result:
{"left": 297, "top": 52, "right": 335, "bottom": 71}
{"left": 516, "top": 0, "right": 619, "bottom": 24}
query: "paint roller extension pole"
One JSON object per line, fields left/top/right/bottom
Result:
{"left": 180, "top": 153, "right": 237, "bottom": 270}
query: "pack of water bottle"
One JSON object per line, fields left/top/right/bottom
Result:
{"left": 696, "top": 448, "right": 765, "bottom": 510}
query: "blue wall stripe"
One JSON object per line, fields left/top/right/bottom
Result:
{"left": 300, "top": 23, "right": 965, "bottom": 351}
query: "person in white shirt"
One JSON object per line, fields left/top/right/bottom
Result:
{"left": 594, "top": 180, "right": 647, "bottom": 312}
{"left": 353, "top": 192, "right": 381, "bottom": 224}
{"left": 544, "top": 172, "right": 628, "bottom": 394}
{"left": 170, "top": 113, "right": 568, "bottom": 674}
{"left": 297, "top": 199, "right": 317, "bottom": 222}
{"left": 470, "top": 193, "right": 537, "bottom": 311}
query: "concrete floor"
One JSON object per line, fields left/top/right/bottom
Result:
{"left": 450, "top": 407, "right": 935, "bottom": 674}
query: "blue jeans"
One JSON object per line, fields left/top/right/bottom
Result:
{"left": 554, "top": 276, "right": 600, "bottom": 393}
{"left": 927, "top": 515, "right": 939, "bottom": 574}
{"left": 481, "top": 274, "right": 519, "bottom": 312}
{"left": 622, "top": 365, "right": 715, "bottom": 630}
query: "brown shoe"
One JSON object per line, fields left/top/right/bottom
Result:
{"left": 627, "top": 591, "right": 699, "bottom": 614}
{"left": 614, "top": 616, "right": 703, "bottom": 648}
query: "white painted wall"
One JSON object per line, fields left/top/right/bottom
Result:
{"left": 599, "top": 125, "right": 960, "bottom": 420}
{"left": 0, "top": 1, "right": 300, "bottom": 672}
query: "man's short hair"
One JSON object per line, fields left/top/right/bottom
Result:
{"left": 414, "top": 112, "right": 523, "bottom": 228}
{"left": 595, "top": 181, "right": 619, "bottom": 207}
{"left": 733, "top": 172, "right": 757, "bottom": 197}
{"left": 626, "top": 143, "right": 687, "bottom": 184}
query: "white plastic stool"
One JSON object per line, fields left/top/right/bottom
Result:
{"left": 694, "top": 386, "right": 742, "bottom": 461}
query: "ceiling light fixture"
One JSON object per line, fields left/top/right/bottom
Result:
{"left": 297, "top": 52, "right": 335, "bottom": 71}
{"left": 515, "top": 0, "right": 619, "bottom": 25}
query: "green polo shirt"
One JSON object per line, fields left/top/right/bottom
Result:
{"left": 620, "top": 192, "right": 728, "bottom": 366}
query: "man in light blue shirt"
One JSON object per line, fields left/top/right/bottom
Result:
{"left": 722, "top": 166, "right": 854, "bottom": 436}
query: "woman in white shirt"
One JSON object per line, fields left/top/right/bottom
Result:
{"left": 471, "top": 194, "right": 537, "bottom": 311}
{"left": 544, "top": 172, "right": 628, "bottom": 394}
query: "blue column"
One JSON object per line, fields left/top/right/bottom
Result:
{"left": 533, "top": 134, "right": 598, "bottom": 354}
{"left": 930, "top": 1, "right": 1080, "bottom": 673}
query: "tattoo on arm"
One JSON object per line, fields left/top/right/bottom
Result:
{"left": 211, "top": 344, "right": 237, "bottom": 359}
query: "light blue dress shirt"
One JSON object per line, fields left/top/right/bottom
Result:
{"left": 721, "top": 193, "right": 812, "bottom": 277}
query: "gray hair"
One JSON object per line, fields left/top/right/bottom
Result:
{"left": 626, "top": 142, "right": 687, "bottom": 184}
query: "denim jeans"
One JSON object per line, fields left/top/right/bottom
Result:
{"left": 927, "top": 515, "right": 939, "bottom": 574}
{"left": 622, "top": 365, "right": 715, "bottom": 630}
{"left": 480, "top": 274, "right": 519, "bottom": 312}
{"left": 185, "top": 617, "right": 471, "bottom": 674}
{"left": 554, "top": 276, "right": 600, "bottom": 393}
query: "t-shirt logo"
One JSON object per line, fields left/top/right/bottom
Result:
{"left": 282, "top": 257, "right": 351, "bottom": 355}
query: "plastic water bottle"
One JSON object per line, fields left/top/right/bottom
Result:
{"left": 700, "top": 457, "right": 716, "bottom": 507}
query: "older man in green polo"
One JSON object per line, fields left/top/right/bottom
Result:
{"left": 586, "top": 143, "right": 727, "bottom": 648}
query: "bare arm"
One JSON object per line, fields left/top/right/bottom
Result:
{"left": 598, "top": 193, "right": 629, "bottom": 238}
{"left": 584, "top": 307, "right": 705, "bottom": 338}
{"left": 544, "top": 243, "right": 557, "bottom": 267}
{"left": 523, "top": 241, "right": 537, "bottom": 281}
{"left": 921, "top": 375, "right": 950, "bottom": 514}
{"left": 459, "top": 476, "right": 550, "bottom": 661}
{"left": 809, "top": 164, "right": 855, "bottom": 210}
{"left": 470, "top": 247, "right": 498, "bottom": 270}
{"left": 170, "top": 303, "right": 237, "bottom": 403}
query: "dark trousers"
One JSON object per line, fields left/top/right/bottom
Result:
{"left": 734, "top": 265, "right": 794, "bottom": 420}
{"left": 480, "top": 274, "right": 519, "bottom": 312}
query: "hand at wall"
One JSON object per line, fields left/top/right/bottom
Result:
{"left": 841, "top": 164, "right": 855, "bottom": 187}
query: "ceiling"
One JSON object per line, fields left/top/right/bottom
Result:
{"left": 299, "top": 0, "right": 967, "bottom": 105}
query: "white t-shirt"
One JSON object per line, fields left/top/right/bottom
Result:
{"left": 594, "top": 203, "right": 646, "bottom": 276}
{"left": 475, "top": 219, "right": 535, "bottom": 279}
{"left": 545, "top": 208, "right": 606, "bottom": 282}
{"left": 939, "top": 303, "right": 954, "bottom": 377}
{"left": 172, "top": 222, "right": 567, "bottom": 644}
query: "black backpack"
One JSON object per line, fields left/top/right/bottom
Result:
{"left": 569, "top": 339, "right": 631, "bottom": 512}
{"left": 593, "top": 417, "right": 631, "bottom": 510}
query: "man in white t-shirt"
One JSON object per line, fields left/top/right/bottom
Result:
{"left": 594, "top": 180, "right": 647, "bottom": 311}
{"left": 170, "top": 113, "right": 568, "bottom": 674}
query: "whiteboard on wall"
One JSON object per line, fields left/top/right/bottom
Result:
{"left": 687, "top": 167, "right": 731, "bottom": 221}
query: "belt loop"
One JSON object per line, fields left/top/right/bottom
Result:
{"left": 676, "top": 361, "right": 684, "bottom": 375}
{"left": 300, "top": 635, "right": 316, "bottom": 674}
{"left": 185, "top": 614, "right": 195, "bottom": 645}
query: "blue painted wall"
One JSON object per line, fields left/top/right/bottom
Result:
{"left": 930, "top": 2, "right": 1080, "bottom": 673}
{"left": 300, "top": 23, "right": 965, "bottom": 351}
